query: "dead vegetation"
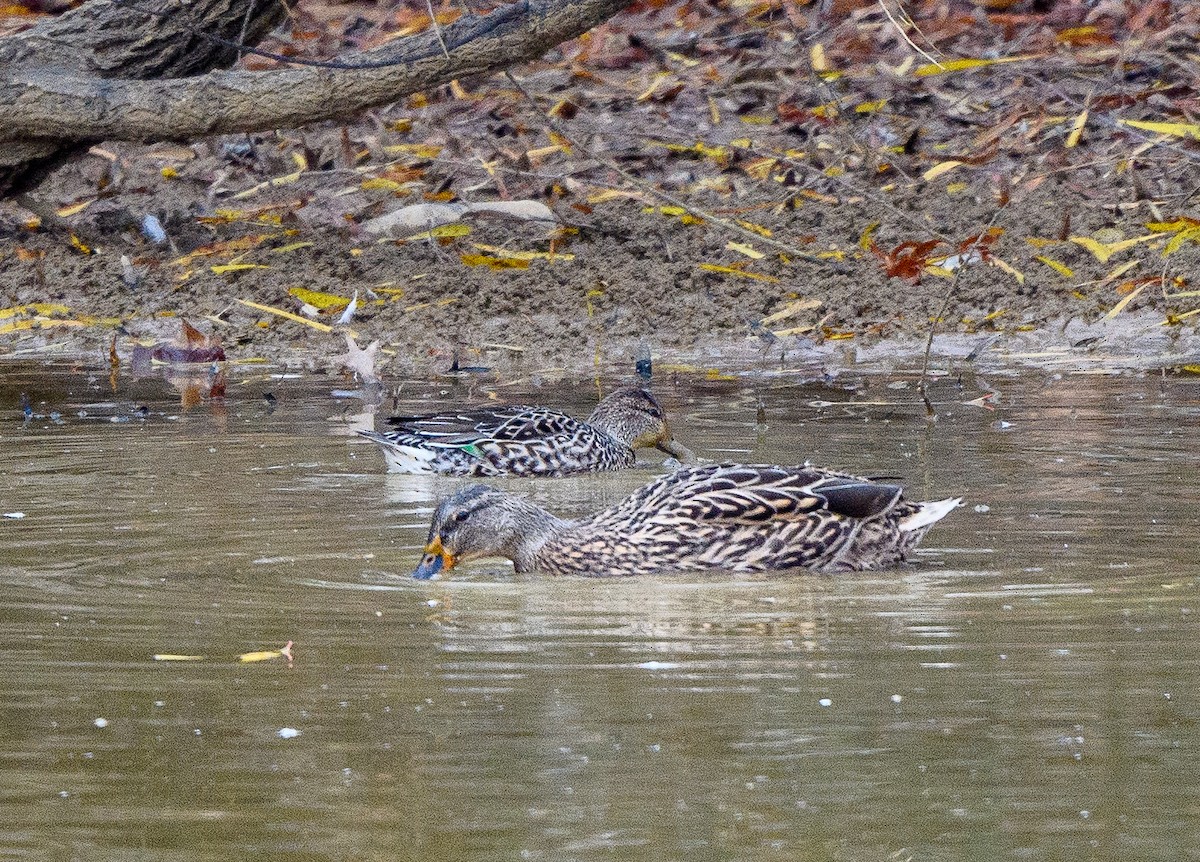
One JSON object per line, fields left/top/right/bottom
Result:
{"left": 3, "top": 0, "right": 1200, "bottom": 369}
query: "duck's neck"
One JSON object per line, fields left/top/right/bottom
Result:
{"left": 586, "top": 407, "right": 630, "bottom": 446}
{"left": 502, "top": 500, "right": 572, "bottom": 573}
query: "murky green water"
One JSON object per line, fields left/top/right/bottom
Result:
{"left": 2, "top": 361, "right": 1200, "bottom": 861}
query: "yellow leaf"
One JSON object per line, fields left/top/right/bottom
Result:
{"left": 548, "top": 131, "right": 572, "bottom": 153}
{"left": 1057, "top": 25, "right": 1099, "bottom": 41}
{"left": 1103, "top": 284, "right": 1146, "bottom": 320}
{"left": 460, "top": 253, "right": 530, "bottom": 270}
{"left": 404, "top": 223, "right": 472, "bottom": 241}
{"left": 1036, "top": 255, "right": 1074, "bottom": 277}
{"left": 923, "top": 161, "right": 963, "bottom": 181}
{"left": 854, "top": 99, "right": 887, "bottom": 114}
{"left": 989, "top": 255, "right": 1025, "bottom": 284}
{"left": 70, "top": 234, "right": 92, "bottom": 255}
{"left": 0, "top": 318, "right": 87, "bottom": 335}
{"left": 1066, "top": 109, "right": 1088, "bottom": 148}
{"left": 644, "top": 205, "right": 704, "bottom": 225}
{"left": 735, "top": 220, "right": 772, "bottom": 238}
{"left": 470, "top": 243, "right": 574, "bottom": 262}
{"left": 238, "top": 649, "right": 285, "bottom": 663}
{"left": 518, "top": 148, "right": 558, "bottom": 169}
{"left": 232, "top": 170, "right": 303, "bottom": 201}
{"left": 761, "top": 297, "right": 821, "bottom": 326}
{"left": 56, "top": 199, "right": 94, "bottom": 217}
{"left": 0, "top": 303, "right": 70, "bottom": 319}
{"left": 1147, "top": 218, "right": 1199, "bottom": 233}
{"left": 1119, "top": 119, "right": 1200, "bottom": 140}
{"left": 588, "top": 188, "right": 645, "bottom": 204}
{"left": 915, "top": 55, "right": 1037, "bottom": 76}
{"left": 772, "top": 324, "right": 815, "bottom": 337}
{"left": 211, "top": 263, "right": 269, "bottom": 274}
{"left": 235, "top": 298, "right": 347, "bottom": 335}
{"left": 946, "top": 181, "right": 968, "bottom": 194}
{"left": 810, "top": 42, "right": 828, "bottom": 72}
{"left": 858, "top": 221, "right": 879, "bottom": 250}
{"left": 381, "top": 143, "right": 443, "bottom": 158}
{"left": 362, "top": 178, "right": 410, "bottom": 191}
{"left": 1101, "top": 259, "right": 1140, "bottom": 283}
{"left": 153, "top": 654, "right": 206, "bottom": 661}
{"left": 271, "top": 242, "right": 314, "bottom": 254}
{"left": 726, "top": 241, "right": 764, "bottom": 259}
{"left": 1068, "top": 234, "right": 1152, "bottom": 262}
{"left": 637, "top": 71, "right": 674, "bottom": 102}
{"left": 1165, "top": 227, "right": 1200, "bottom": 255}
{"left": 288, "top": 287, "right": 351, "bottom": 311}
{"left": 698, "top": 263, "right": 780, "bottom": 283}
{"left": 742, "top": 157, "right": 778, "bottom": 180}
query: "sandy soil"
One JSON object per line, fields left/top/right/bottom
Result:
{"left": 3, "top": 1, "right": 1200, "bottom": 375}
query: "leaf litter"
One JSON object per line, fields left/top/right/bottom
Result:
{"left": 5, "top": 1, "right": 1200, "bottom": 367}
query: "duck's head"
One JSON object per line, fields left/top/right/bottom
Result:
{"left": 411, "top": 485, "right": 563, "bottom": 579}
{"left": 587, "top": 387, "right": 693, "bottom": 461}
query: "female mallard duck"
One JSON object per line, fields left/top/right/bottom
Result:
{"left": 411, "top": 463, "right": 960, "bottom": 577}
{"left": 359, "top": 387, "right": 691, "bottom": 477}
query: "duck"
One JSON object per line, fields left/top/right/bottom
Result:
{"left": 410, "top": 462, "right": 960, "bottom": 578}
{"left": 358, "top": 386, "right": 692, "bottom": 477}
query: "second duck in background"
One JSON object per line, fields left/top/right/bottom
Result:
{"left": 359, "top": 386, "right": 693, "bottom": 477}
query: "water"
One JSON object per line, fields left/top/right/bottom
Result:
{"left": 2, "top": 361, "right": 1199, "bottom": 861}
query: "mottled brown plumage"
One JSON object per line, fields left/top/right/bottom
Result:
{"left": 359, "top": 387, "right": 690, "bottom": 476}
{"left": 411, "top": 463, "right": 960, "bottom": 578}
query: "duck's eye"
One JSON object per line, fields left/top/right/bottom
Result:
{"left": 454, "top": 509, "right": 471, "bottom": 523}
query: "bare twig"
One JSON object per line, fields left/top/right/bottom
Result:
{"left": 917, "top": 206, "right": 1008, "bottom": 418}
{"left": 877, "top": 0, "right": 943, "bottom": 71}
{"left": 502, "top": 70, "right": 847, "bottom": 273}
{"left": 425, "top": 0, "right": 452, "bottom": 59}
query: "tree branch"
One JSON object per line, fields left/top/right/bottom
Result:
{"left": 0, "top": 0, "right": 635, "bottom": 145}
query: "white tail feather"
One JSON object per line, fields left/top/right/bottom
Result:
{"left": 898, "top": 497, "right": 961, "bottom": 532}
{"left": 359, "top": 431, "right": 439, "bottom": 474}
{"left": 380, "top": 443, "right": 438, "bottom": 474}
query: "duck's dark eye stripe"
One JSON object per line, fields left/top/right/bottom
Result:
{"left": 452, "top": 499, "right": 492, "bottom": 523}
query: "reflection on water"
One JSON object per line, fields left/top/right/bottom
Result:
{"left": 2, "top": 362, "right": 1200, "bottom": 861}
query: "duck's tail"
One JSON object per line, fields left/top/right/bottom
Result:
{"left": 357, "top": 431, "right": 438, "bottom": 474}
{"left": 898, "top": 497, "right": 961, "bottom": 532}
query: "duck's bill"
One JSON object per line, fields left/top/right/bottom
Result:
{"left": 656, "top": 438, "right": 695, "bottom": 462}
{"left": 412, "top": 537, "right": 457, "bottom": 580}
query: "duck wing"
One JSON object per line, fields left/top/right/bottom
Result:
{"left": 597, "top": 464, "right": 903, "bottom": 528}
{"left": 385, "top": 406, "right": 585, "bottom": 447}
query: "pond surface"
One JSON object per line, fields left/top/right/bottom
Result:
{"left": 2, "top": 360, "right": 1199, "bottom": 861}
